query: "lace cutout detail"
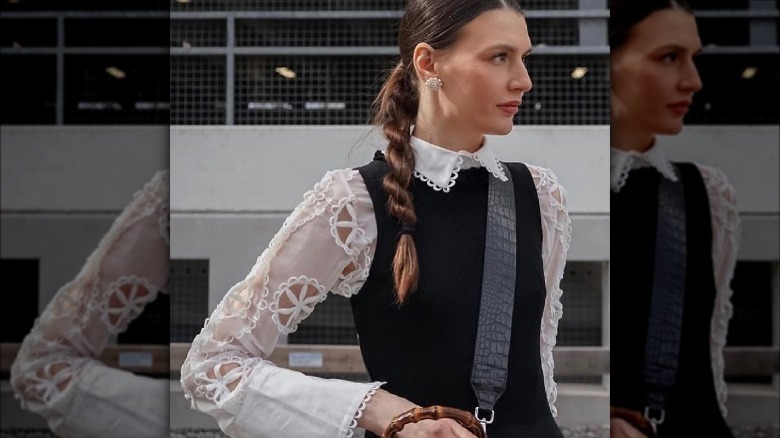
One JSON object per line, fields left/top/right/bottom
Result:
{"left": 181, "top": 168, "right": 378, "bottom": 421}
{"left": 10, "top": 170, "right": 169, "bottom": 413}
{"left": 698, "top": 164, "right": 741, "bottom": 418}
{"left": 413, "top": 155, "right": 463, "bottom": 193}
{"left": 101, "top": 275, "right": 158, "bottom": 334}
{"left": 347, "top": 382, "right": 385, "bottom": 438}
{"left": 528, "top": 164, "right": 571, "bottom": 417}
{"left": 270, "top": 276, "right": 328, "bottom": 334}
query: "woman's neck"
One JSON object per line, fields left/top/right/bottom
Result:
{"left": 413, "top": 108, "right": 484, "bottom": 153}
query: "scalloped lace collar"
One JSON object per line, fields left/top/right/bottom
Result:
{"left": 611, "top": 143, "right": 678, "bottom": 193}
{"left": 408, "top": 135, "right": 508, "bottom": 193}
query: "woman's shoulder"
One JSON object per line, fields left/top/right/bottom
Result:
{"left": 502, "top": 161, "right": 568, "bottom": 209}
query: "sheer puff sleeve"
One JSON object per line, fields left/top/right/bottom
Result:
{"left": 9, "top": 170, "right": 170, "bottom": 438}
{"left": 527, "top": 165, "right": 572, "bottom": 418}
{"left": 696, "top": 164, "right": 741, "bottom": 418}
{"left": 180, "top": 168, "right": 385, "bottom": 438}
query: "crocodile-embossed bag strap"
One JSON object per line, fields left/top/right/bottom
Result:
{"left": 642, "top": 163, "right": 687, "bottom": 435}
{"left": 469, "top": 162, "right": 516, "bottom": 433}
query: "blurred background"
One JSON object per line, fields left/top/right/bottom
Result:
{"left": 1, "top": 0, "right": 169, "bottom": 437}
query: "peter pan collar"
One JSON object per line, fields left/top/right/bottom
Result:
{"left": 407, "top": 135, "right": 508, "bottom": 193}
{"left": 611, "top": 143, "right": 678, "bottom": 192}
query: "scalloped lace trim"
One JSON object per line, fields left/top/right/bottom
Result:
{"left": 347, "top": 382, "right": 385, "bottom": 438}
{"left": 413, "top": 155, "right": 463, "bottom": 193}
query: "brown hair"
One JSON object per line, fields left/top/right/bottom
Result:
{"left": 371, "top": 0, "right": 522, "bottom": 304}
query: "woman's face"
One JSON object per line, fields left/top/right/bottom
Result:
{"left": 611, "top": 8, "right": 703, "bottom": 136}
{"left": 433, "top": 9, "right": 533, "bottom": 135}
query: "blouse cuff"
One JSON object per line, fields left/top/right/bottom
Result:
{"left": 231, "top": 363, "right": 386, "bottom": 438}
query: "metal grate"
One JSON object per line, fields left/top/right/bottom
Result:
{"left": 725, "top": 262, "right": 774, "bottom": 384}
{"left": 232, "top": 18, "right": 579, "bottom": 48}
{"left": 64, "top": 55, "right": 169, "bottom": 124}
{"left": 234, "top": 55, "right": 389, "bottom": 125}
{"left": 527, "top": 18, "right": 579, "bottom": 46}
{"left": 236, "top": 19, "right": 399, "bottom": 47}
{"left": 171, "top": 56, "right": 227, "bottom": 125}
{"left": 687, "top": 54, "right": 779, "bottom": 125}
{"left": 517, "top": 55, "right": 610, "bottom": 125}
{"left": 558, "top": 262, "right": 603, "bottom": 347}
{"left": 64, "top": 18, "right": 168, "bottom": 47}
{"left": 0, "top": 18, "right": 57, "bottom": 47}
{"left": 289, "top": 295, "right": 358, "bottom": 345}
{"left": 1, "top": 55, "right": 57, "bottom": 124}
{"left": 0, "top": 259, "right": 39, "bottom": 343}
{"left": 231, "top": 54, "right": 609, "bottom": 125}
{"left": 170, "top": 19, "right": 227, "bottom": 48}
{"left": 119, "top": 293, "right": 170, "bottom": 345}
{"left": 170, "top": 0, "right": 578, "bottom": 11}
{"left": 169, "top": 260, "right": 210, "bottom": 343}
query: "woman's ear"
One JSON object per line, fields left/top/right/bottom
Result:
{"left": 412, "top": 43, "right": 437, "bottom": 82}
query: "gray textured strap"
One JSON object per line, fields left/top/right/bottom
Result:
{"left": 470, "top": 163, "right": 516, "bottom": 414}
{"left": 643, "top": 167, "right": 687, "bottom": 418}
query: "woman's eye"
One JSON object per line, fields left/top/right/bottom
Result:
{"left": 661, "top": 52, "right": 678, "bottom": 62}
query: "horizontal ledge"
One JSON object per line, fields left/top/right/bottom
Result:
{"left": 3, "top": 343, "right": 777, "bottom": 376}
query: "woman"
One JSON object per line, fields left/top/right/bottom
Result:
{"left": 180, "top": 1, "right": 571, "bottom": 437}
{"left": 609, "top": 1, "right": 740, "bottom": 437}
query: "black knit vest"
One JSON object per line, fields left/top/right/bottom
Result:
{"left": 611, "top": 163, "right": 732, "bottom": 437}
{"left": 351, "top": 156, "right": 563, "bottom": 437}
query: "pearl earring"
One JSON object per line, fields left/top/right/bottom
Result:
{"left": 425, "top": 77, "right": 443, "bottom": 91}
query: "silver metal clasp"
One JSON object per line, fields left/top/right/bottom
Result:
{"left": 474, "top": 407, "right": 495, "bottom": 433}
{"left": 644, "top": 406, "right": 665, "bottom": 435}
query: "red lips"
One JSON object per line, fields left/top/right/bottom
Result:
{"left": 667, "top": 100, "right": 691, "bottom": 115}
{"left": 497, "top": 100, "right": 521, "bottom": 115}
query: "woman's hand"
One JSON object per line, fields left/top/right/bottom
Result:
{"left": 611, "top": 418, "right": 649, "bottom": 438}
{"left": 357, "top": 389, "right": 477, "bottom": 437}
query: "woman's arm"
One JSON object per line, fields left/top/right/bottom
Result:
{"left": 181, "top": 169, "right": 392, "bottom": 438}
{"left": 697, "top": 164, "right": 741, "bottom": 418}
{"left": 528, "top": 164, "right": 572, "bottom": 418}
{"left": 10, "top": 170, "right": 170, "bottom": 438}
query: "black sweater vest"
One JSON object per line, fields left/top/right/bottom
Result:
{"left": 611, "top": 163, "right": 732, "bottom": 437}
{"left": 351, "top": 157, "right": 562, "bottom": 437}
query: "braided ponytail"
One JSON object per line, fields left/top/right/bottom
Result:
{"left": 372, "top": 61, "right": 419, "bottom": 304}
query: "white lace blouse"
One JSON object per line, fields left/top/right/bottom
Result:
{"left": 180, "top": 135, "right": 572, "bottom": 438}
{"left": 10, "top": 170, "right": 170, "bottom": 438}
{"left": 611, "top": 146, "right": 741, "bottom": 417}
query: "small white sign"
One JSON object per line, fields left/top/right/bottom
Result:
{"left": 289, "top": 351, "right": 323, "bottom": 368}
{"left": 118, "top": 351, "right": 153, "bottom": 368}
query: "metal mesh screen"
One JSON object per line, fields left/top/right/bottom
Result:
{"left": 64, "top": 55, "right": 169, "bottom": 124}
{"left": 170, "top": 19, "right": 227, "bottom": 48}
{"left": 170, "top": 0, "right": 578, "bottom": 11}
{"left": 517, "top": 55, "right": 609, "bottom": 125}
{"left": 170, "top": 259, "right": 210, "bottom": 343}
{"left": 232, "top": 18, "right": 580, "bottom": 48}
{"left": 725, "top": 261, "right": 775, "bottom": 384}
{"left": 288, "top": 295, "right": 358, "bottom": 345}
{"left": 687, "top": 55, "right": 779, "bottom": 125}
{"left": 171, "top": 56, "right": 227, "bottom": 124}
{"left": 0, "top": 259, "right": 39, "bottom": 343}
{"left": 236, "top": 19, "right": 399, "bottom": 47}
{"left": 234, "top": 55, "right": 387, "bottom": 125}
{"left": 64, "top": 18, "right": 168, "bottom": 47}
{"left": 558, "top": 262, "right": 603, "bottom": 346}
{"left": 0, "top": 18, "right": 56, "bottom": 47}
{"left": 1, "top": 55, "right": 56, "bottom": 124}
{"left": 232, "top": 54, "right": 609, "bottom": 125}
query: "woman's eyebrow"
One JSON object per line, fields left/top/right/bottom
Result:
{"left": 484, "top": 44, "right": 533, "bottom": 56}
